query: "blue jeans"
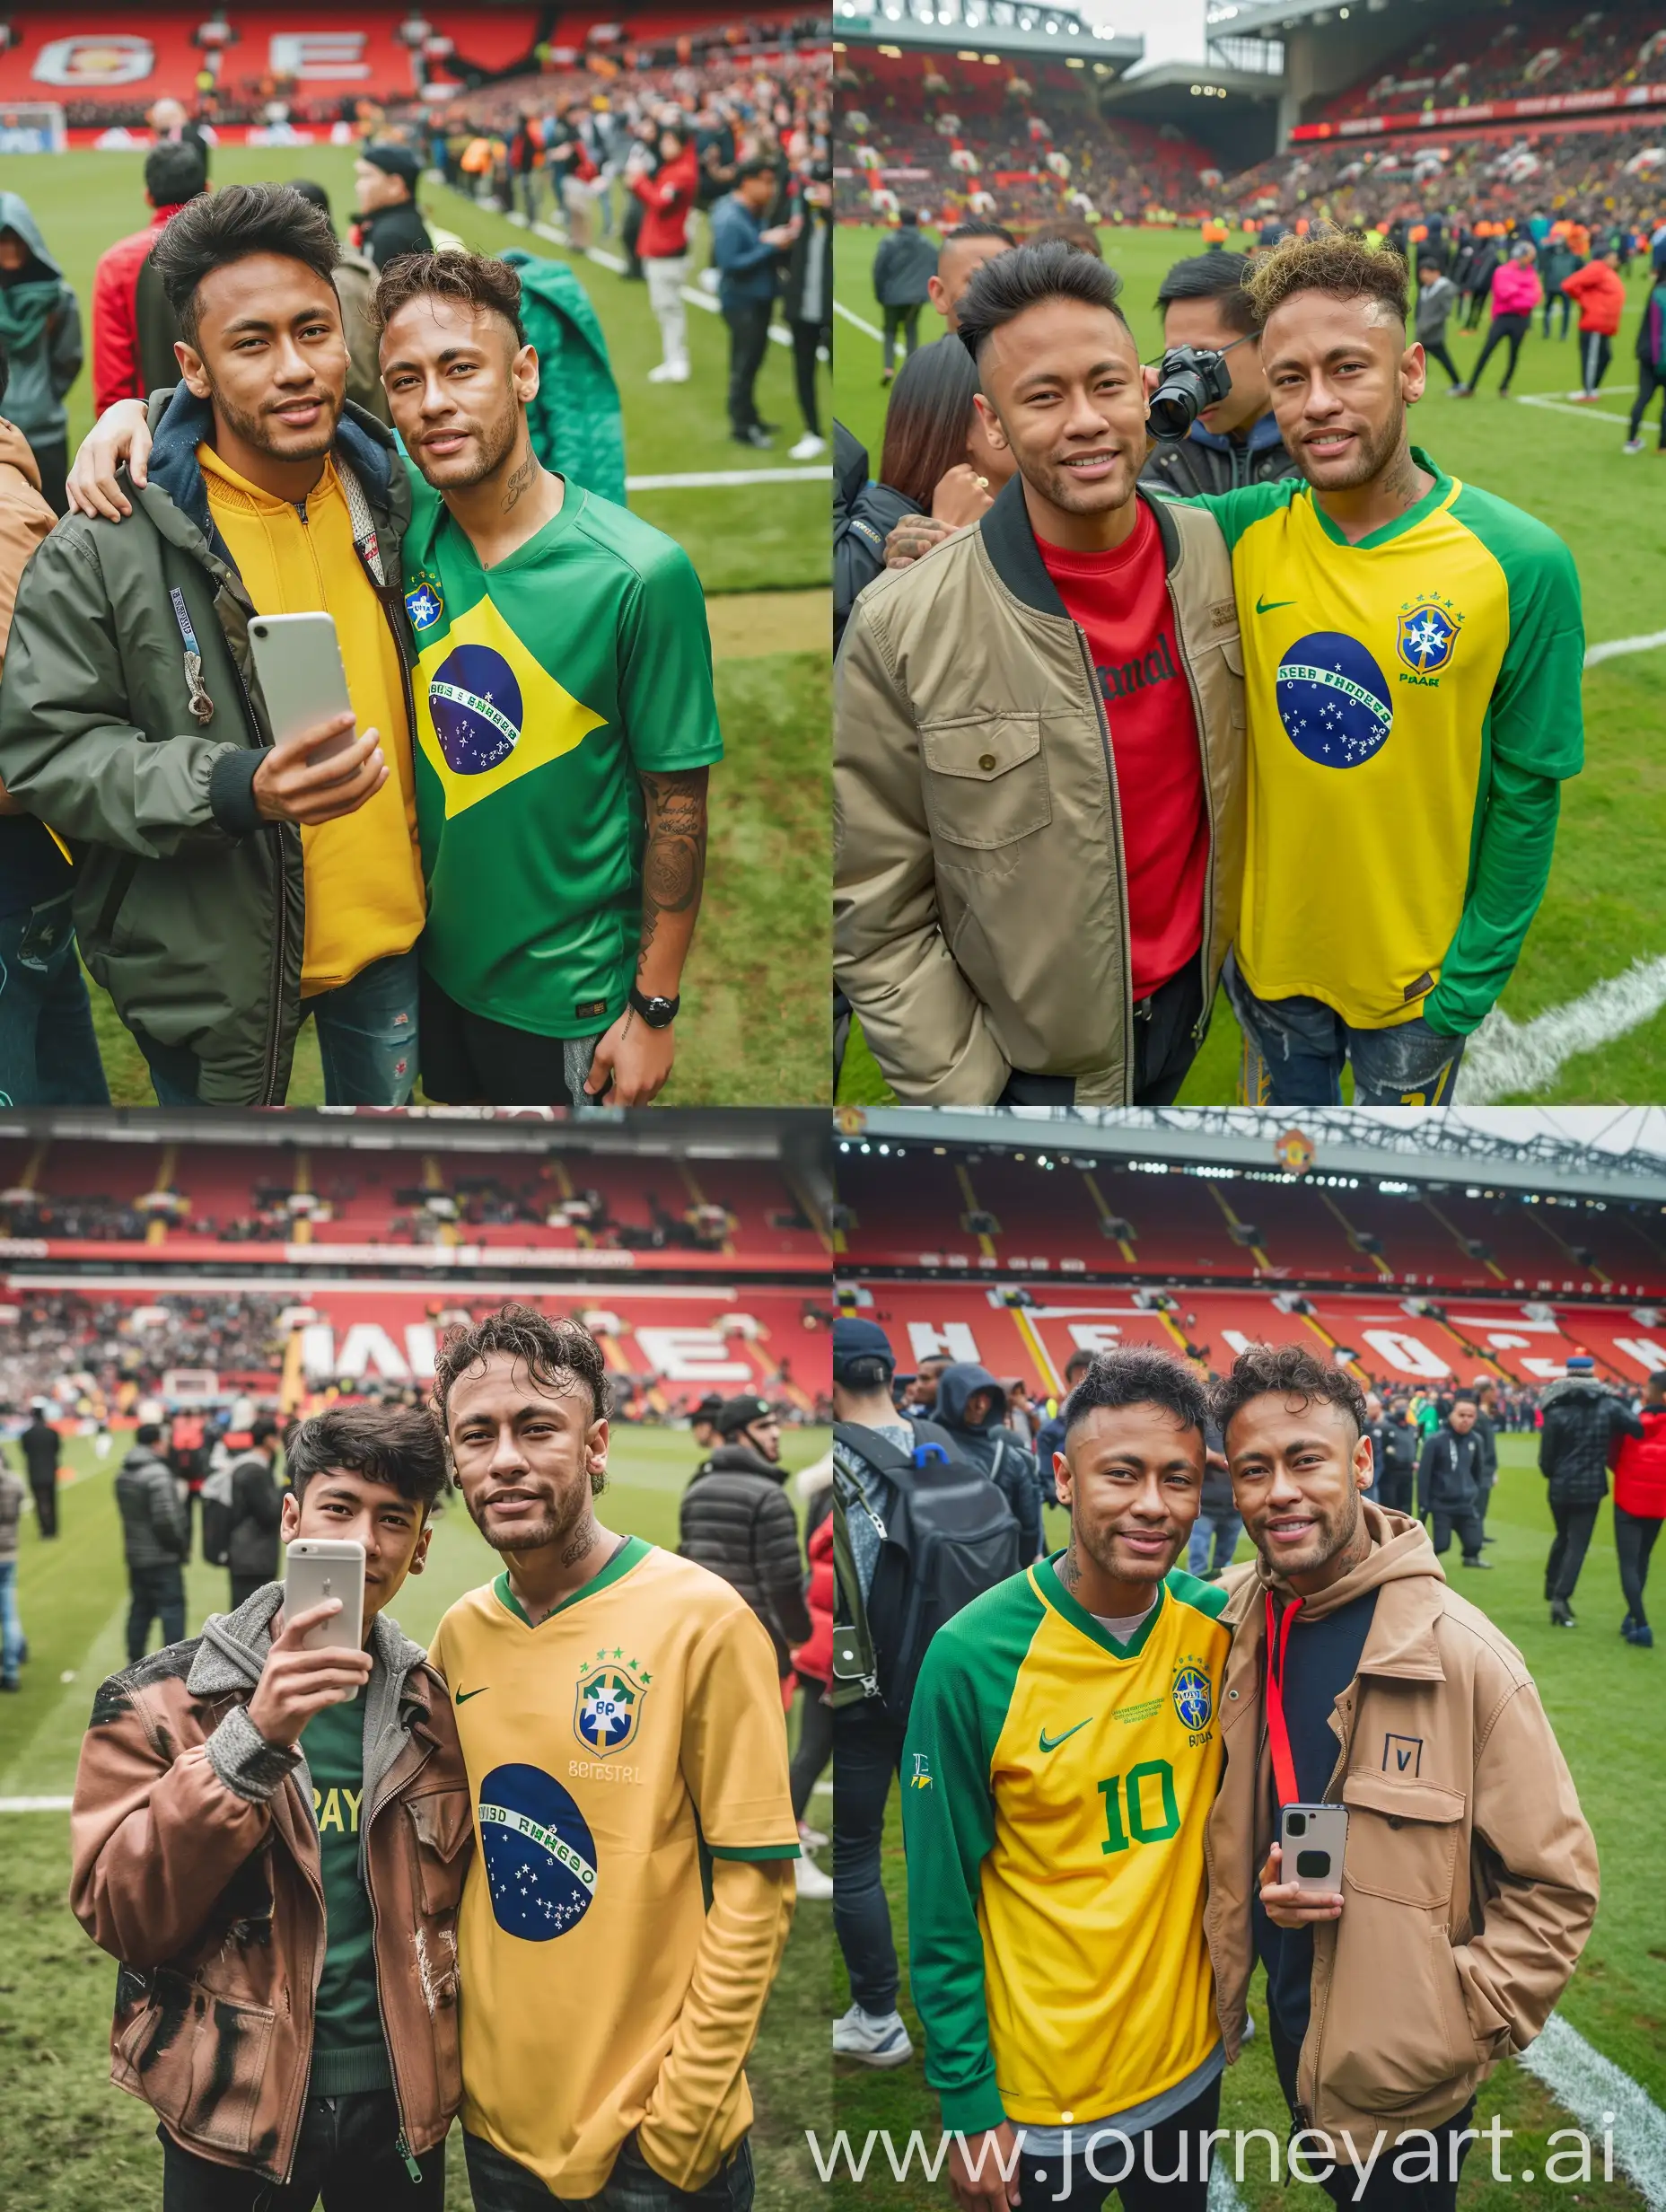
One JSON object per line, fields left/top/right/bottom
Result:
{"left": 0, "top": 1558, "right": 22, "bottom": 1686}
{"left": 1188, "top": 1509, "right": 1241, "bottom": 1579}
{"left": 139, "top": 948, "right": 419, "bottom": 1106}
{"left": 0, "top": 894, "right": 110, "bottom": 1106}
{"left": 832, "top": 1698, "right": 908, "bottom": 2014}
{"left": 1225, "top": 952, "right": 1465, "bottom": 1106}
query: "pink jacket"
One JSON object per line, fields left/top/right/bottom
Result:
{"left": 1491, "top": 259, "right": 1543, "bottom": 317}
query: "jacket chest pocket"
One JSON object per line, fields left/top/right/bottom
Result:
{"left": 1339, "top": 1769, "right": 1465, "bottom": 1908}
{"left": 407, "top": 1786, "right": 474, "bottom": 1917}
{"left": 919, "top": 713, "right": 1050, "bottom": 851}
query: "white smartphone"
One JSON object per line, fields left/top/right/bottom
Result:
{"left": 247, "top": 611, "right": 355, "bottom": 763}
{"left": 1281, "top": 1804, "right": 1348, "bottom": 1892}
{"left": 284, "top": 1539, "right": 366, "bottom": 1652}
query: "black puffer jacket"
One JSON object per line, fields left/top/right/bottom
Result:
{"left": 1416, "top": 1426, "right": 1483, "bottom": 1517}
{"left": 679, "top": 1445, "right": 811, "bottom": 1676}
{"left": 1539, "top": 1379, "right": 1644, "bottom": 1506}
{"left": 115, "top": 1446, "right": 187, "bottom": 1571}
{"left": 226, "top": 1450, "right": 283, "bottom": 1580}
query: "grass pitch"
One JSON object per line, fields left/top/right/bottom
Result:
{"left": 0, "top": 143, "right": 830, "bottom": 1106}
{"left": 0, "top": 1423, "right": 833, "bottom": 2212}
{"left": 827, "top": 1432, "right": 1666, "bottom": 2212}
{"left": 833, "top": 223, "right": 1666, "bottom": 1109}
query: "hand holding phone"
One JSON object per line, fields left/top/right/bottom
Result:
{"left": 247, "top": 1599, "right": 373, "bottom": 1749}
{"left": 1259, "top": 1804, "right": 1348, "bottom": 1928}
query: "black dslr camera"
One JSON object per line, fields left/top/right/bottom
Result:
{"left": 1147, "top": 345, "right": 1233, "bottom": 439}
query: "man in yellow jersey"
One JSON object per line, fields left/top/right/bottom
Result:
{"left": 0, "top": 184, "right": 424, "bottom": 1105}
{"left": 1152, "top": 227, "right": 1584, "bottom": 1106}
{"left": 425, "top": 1304, "right": 801, "bottom": 2212}
{"left": 902, "top": 1349, "right": 1231, "bottom": 2212}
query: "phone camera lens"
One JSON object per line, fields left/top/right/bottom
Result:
{"left": 1287, "top": 1813, "right": 1307, "bottom": 1836}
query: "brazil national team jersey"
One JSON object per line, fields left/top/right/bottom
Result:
{"left": 401, "top": 470, "right": 723, "bottom": 1039}
{"left": 425, "top": 1538, "right": 799, "bottom": 2198}
{"left": 901, "top": 1559, "right": 1231, "bottom": 2135}
{"left": 1180, "top": 450, "right": 1584, "bottom": 1033}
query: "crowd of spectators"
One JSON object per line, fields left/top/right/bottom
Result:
{"left": 1314, "top": 5, "right": 1666, "bottom": 127}
{"left": 0, "top": 1289, "right": 287, "bottom": 1409}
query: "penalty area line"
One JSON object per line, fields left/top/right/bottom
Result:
{"left": 1455, "top": 955, "right": 1666, "bottom": 1102}
{"left": 0, "top": 1795, "right": 72, "bottom": 1813}
{"left": 1516, "top": 2013, "right": 1666, "bottom": 2210}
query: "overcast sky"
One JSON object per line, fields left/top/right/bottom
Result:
{"left": 1350, "top": 1110, "right": 1666, "bottom": 1157}
{"left": 1102, "top": 0, "right": 1211, "bottom": 73}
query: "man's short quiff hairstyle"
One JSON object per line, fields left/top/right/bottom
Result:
{"left": 1244, "top": 225, "right": 1409, "bottom": 332}
{"left": 1209, "top": 1341, "right": 1367, "bottom": 1445}
{"left": 1063, "top": 1347, "right": 1209, "bottom": 1442}
{"left": 432, "top": 1302, "right": 612, "bottom": 1428}
{"left": 955, "top": 237, "right": 1131, "bottom": 364}
{"left": 373, "top": 248, "right": 528, "bottom": 348}
{"left": 152, "top": 181, "right": 339, "bottom": 347}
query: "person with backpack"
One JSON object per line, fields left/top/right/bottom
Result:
{"left": 1611, "top": 1368, "right": 1666, "bottom": 1646}
{"left": 116, "top": 1422, "right": 189, "bottom": 1664}
{"left": 933, "top": 1362, "right": 1044, "bottom": 1563}
{"left": 900, "top": 1349, "right": 1230, "bottom": 2209}
{"left": 1626, "top": 265, "right": 1666, "bottom": 453}
{"left": 225, "top": 1415, "right": 285, "bottom": 1609}
{"left": 829, "top": 1318, "right": 1020, "bottom": 2071}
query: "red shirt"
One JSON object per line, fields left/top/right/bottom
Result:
{"left": 1038, "top": 499, "right": 1208, "bottom": 998}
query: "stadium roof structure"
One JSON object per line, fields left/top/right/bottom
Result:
{"left": 833, "top": 0, "right": 1142, "bottom": 70}
{"left": 840, "top": 1107, "right": 1666, "bottom": 1204}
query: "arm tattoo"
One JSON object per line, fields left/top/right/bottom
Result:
{"left": 502, "top": 451, "right": 538, "bottom": 513}
{"left": 636, "top": 768, "right": 709, "bottom": 969}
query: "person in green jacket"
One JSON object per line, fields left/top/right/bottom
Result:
{"left": 0, "top": 192, "right": 82, "bottom": 514}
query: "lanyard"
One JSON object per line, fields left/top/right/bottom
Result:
{"left": 1264, "top": 1587, "right": 1305, "bottom": 1811}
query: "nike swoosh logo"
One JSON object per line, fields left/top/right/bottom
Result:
{"left": 1038, "top": 1718, "right": 1092, "bottom": 1753}
{"left": 1255, "top": 596, "right": 1295, "bottom": 614}
{"left": 454, "top": 1686, "right": 488, "bottom": 1704}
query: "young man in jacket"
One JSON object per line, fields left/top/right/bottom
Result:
{"left": 1471, "top": 1377, "right": 1500, "bottom": 1540}
{"left": 1415, "top": 1394, "right": 1490, "bottom": 1570}
{"left": 225, "top": 1414, "right": 283, "bottom": 1608}
{"left": 91, "top": 139, "right": 206, "bottom": 415}
{"left": 1373, "top": 1397, "right": 1420, "bottom": 1514}
{"left": 16, "top": 1397, "right": 61, "bottom": 1536}
{"left": 353, "top": 143, "right": 434, "bottom": 272}
{"left": 71, "top": 1402, "right": 466, "bottom": 2207}
{"left": 1207, "top": 1343, "right": 1599, "bottom": 2210}
{"left": 933, "top": 1360, "right": 1045, "bottom": 1563}
{"left": 711, "top": 159, "right": 794, "bottom": 449}
{"left": 118, "top": 1422, "right": 189, "bottom": 1663}
{"left": 1613, "top": 1369, "right": 1666, "bottom": 1645}
{"left": 837, "top": 241, "right": 1245, "bottom": 1105}
{"left": 1142, "top": 250, "right": 1297, "bottom": 499}
{"left": 679, "top": 1391, "right": 811, "bottom": 1685}
{"left": 1414, "top": 257, "right": 1462, "bottom": 388}
{"left": 428, "top": 1305, "right": 799, "bottom": 2210}
{"left": 1, "top": 184, "right": 424, "bottom": 1107}
{"left": 1539, "top": 1353, "right": 1644, "bottom": 1626}
{"left": 872, "top": 208, "right": 937, "bottom": 380}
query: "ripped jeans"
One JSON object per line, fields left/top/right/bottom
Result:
{"left": 1225, "top": 952, "right": 1466, "bottom": 1107}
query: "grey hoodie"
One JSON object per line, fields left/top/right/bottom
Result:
{"left": 0, "top": 192, "right": 82, "bottom": 444}
{"left": 1415, "top": 272, "right": 1458, "bottom": 346}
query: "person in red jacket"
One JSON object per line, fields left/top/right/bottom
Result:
{"left": 1563, "top": 244, "right": 1627, "bottom": 402}
{"left": 91, "top": 140, "right": 207, "bottom": 416}
{"left": 632, "top": 124, "right": 700, "bottom": 384}
{"left": 788, "top": 1464, "right": 835, "bottom": 1897}
{"left": 1612, "top": 1369, "right": 1666, "bottom": 1646}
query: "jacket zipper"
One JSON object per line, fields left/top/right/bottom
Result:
{"left": 361, "top": 1727, "right": 438, "bottom": 2172}
{"left": 1165, "top": 563, "right": 1220, "bottom": 1044}
{"left": 227, "top": 645, "right": 290, "bottom": 1110}
{"left": 1297, "top": 1684, "right": 1359, "bottom": 2123}
{"left": 1071, "top": 623, "right": 1136, "bottom": 1103}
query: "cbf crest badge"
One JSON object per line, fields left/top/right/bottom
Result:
{"left": 405, "top": 577, "right": 444, "bottom": 635}
{"left": 1396, "top": 597, "right": 1462, "bottom": 677}
{"left": 1171, "top": 1656, "right": 1214, "bottom": 1734}
{"left": 574, "top": 1649, "right": 651, "bottom": 1758}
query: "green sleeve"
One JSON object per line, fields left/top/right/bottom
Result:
{"left": 1144, "top": 476, "right": 1297, "bottom": 554}
{"left": 1424, "top": 755, "right": 1560, "bottom": 1036}
{"left": 899, "top": 1583, "right": 1039, "bottom": 2137}
{"left": 618, "top": 540, "right": 724, "bottom": 771}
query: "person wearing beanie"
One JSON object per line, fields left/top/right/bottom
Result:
{"left": 678, "top": 1391, "right": 811, "bottom": 1686}
{"left": 354, "top": 142, "right": 433, "bottom": 271}
{"left": 1539, "top": 1354, "right": 1643, "bottom": 1626}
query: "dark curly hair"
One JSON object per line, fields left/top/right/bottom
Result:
{"left": 431, "top": 1303, "right": 611, "bottom": 1431}
{"left": 373, "top": 247, "right": 528, "bottom": 347}
{"left": 1209, "top": 1341, "right": 1366, "bottom": 1445}
{"left": 1063, "top": 1347, "right": 1208, "bottom": 1441}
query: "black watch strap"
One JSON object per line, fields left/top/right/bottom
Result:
{"left": 628, "top": 987, "right": 680, "bottom": 1029}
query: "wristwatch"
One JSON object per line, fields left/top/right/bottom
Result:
{"left": 628, "top": 987, "right": 680, "bottom": 1029}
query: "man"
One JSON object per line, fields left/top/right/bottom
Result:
{"left": 1471, "top": 1377, "right": 1500, "bottom": 1540}
{"left": 6, "top": 184, "right": 424, "bottom": 1107}
{"left": 1539, "top": 227, "right": 1578, "bottom": 342}
{"left": 1562, "top": 242, "right": 1626, "bottom": 402}
{"left": 0, "top": 1444, "right": 24, "bottom": 1689}
{"left": 872, "top": 209, "right": 937, "bottom": 382}
{"left": 17, "top": 1397, "right": 60, "bottom": 1537}
{"left": 1415, "top": 1393, "right": 1490, "bottom": 1570}
{"left": 1539, "top": 1352, "right": 1642, "bottom": 1627}
{"left": 926, "top": 218, "right": 1015, "bottom": 333}
{"left": 70, "top": 1404, "right": 465, "bottom": 2204}
{"left": 711, "top": 157, "right": 794, "bottom": 449}
{"left": 1207, "top": 1343, "right": 1599, "bottom": 2211}
{"left": 837, "top": 242, "right": 1245, "bottom": 1105}
{"left": 1033, "top": 1347, "right": 1094, "bottom": 1483}
{"left": 0, "top": 193, "right": 83, "bottom": 514}
{"left": 690, "top": 1391, "right": 725, "bottom": 1453}
{"left": 934, "top": 1362, "right": 1044, "bottom": 1563}
{"left": 354, "top": 142, "right": 434, "bottom": 271}
{"left": 225, "top": 1412, "right": 283, "bottom": 1608}
{"left": 903, "top": 1349, "right": 1231, "bottom": 2212}
{"left": 374, "top": 250, "right": 723, "bottom": 1106}
{"left": 91, "top": 140, "right": 207, "bottom": 415}
{"left": 426, "top": 1304, "right": 799, "bottom": 2209}
{"left": 1413, "top": 256, "right": 1462, "bottom": 389}
{"left": 1613, "top": 1369, "right": 1666, "bottom": 1646}
{"left": 907, "top": 1352, "right": 952, "bottom": 1418}
{"left": 1451, "top": 239, "right": 1540, "bottom": 399}
{"left": 679, "top": 1391, "right": 811, "bottom": 1689}
{"left": 1162, "top": 229, "right": 1583, "bottom": 1106}
{"left": 1374, "top": 1394, "right": 1420, "bottom": 1514}
{"left": 1142, "top": 250, "right": 1296, "bottom": 498}
{"left": 117, "top": 1422, "right": 188, "bottom": 1663}
{"left": 1625, "top": 256, "right": 1666, "bottom": 454}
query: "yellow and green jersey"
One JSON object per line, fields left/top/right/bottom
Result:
{"left": 900, "top": 1558, "right": 1231, "bottom": 2136}
{"left": 1168, "top": 450, "right": 1583, "bottom": 1033}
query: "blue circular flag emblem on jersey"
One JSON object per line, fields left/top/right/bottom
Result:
{"left": 478, "top": 1763, "right": 599, "bottom": 1941}
{"left": 430, "top": 644, "right": 524, "bottom": 776}
{"left": 1276, "top": 630, "right": 1393, "bottom": 768}
{"left": 1172, "top": 1664, "right": 1213, "bottom": 1732}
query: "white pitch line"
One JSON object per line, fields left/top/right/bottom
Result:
{"left": 1516, "top": 392, "right": 1635, "bottom": 427}
{"left": 1455, "top": 955, "right": 1666, "bottom": 1102}
{"left": 835, "top": 298, "right": 886, "bottom": 342}
{"left": 1516, "top": 2013, "right": 1666, "bottom": 2209}
{"left": 628, "top": 468, "right": 830, "bottom": 489}
{"left": 1586, "top": 627, "right": 1666, "bottom": 667}
{"left": 0, "top": 1795, "right": 72, "bottom": 1813}
{"left": 525, "top": 219, "right": 794, "bottom": 347}
{"left": 1207, "top": 2160, "right": 1245, "bottom": 2211}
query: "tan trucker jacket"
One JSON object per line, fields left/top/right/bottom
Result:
{"left": 834, "top": 478, "right": 1244, "bottom": 1102}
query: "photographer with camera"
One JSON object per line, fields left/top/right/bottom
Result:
{"left": 1206, "top": 1344, "right": 1599, "bottom": 2211}
{"left": 1141, "top": 250, "right": 1297, "bottom": 498}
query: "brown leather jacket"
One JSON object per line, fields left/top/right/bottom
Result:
{"left": 69, "top": 1584, "right": 472, "bottom": 2183}
{"left": 1204, "top": 1507, "right": 1599, "bottom": 2148}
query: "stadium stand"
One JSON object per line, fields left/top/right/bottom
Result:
{"left": 1306, "top": 7, "right": 1666, "bottom": 130}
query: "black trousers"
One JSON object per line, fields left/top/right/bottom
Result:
{"left": 1616, "top": 1505, "right": 1662, "bottom": 1628}
{"left": 1630, "top": 364, "right": 1666, "bottom": 444}
{"left": 1268, "top": 2017, "right": 1476, "bottom": 2210}
{"left": 789, "top": 1672, "right": 833, "bottom": 1822}
{"left": 723, "top": 299, "right": 773, "bottom": 434}
{"left": 230, "top": 1572, "right": 269, "bottom": 1611}
{"left": 881, "top": 301, "right": 921, "bottom": 368}
{"left": 1431, "top": 1507, "right": 1484, "bottom": 1563}
{"left": 1425, "top": 339, "right": 1462, "bottom": 386}
{"left": 792, "top": 317, "right": 829, "bottom": 437}
{"left": 127, "top": 1562, "right": 185, "bottom": 1664}
{"left": 1014, "top": 2074, "right": 1222, "bottom": 2210}
{"left": 160, "top": 2091, "right": 444, "bottom": 2210}
{"left": 1547, "top": 1499, "right": 1600, "bottom": 1602}
{"left": 1542, "top": 291, "right": 1572, "bottom": 339}
{"left": 998, "top": 960, "right": 1206, "bottom": 1108}
{"left": 30, "top": 1477, "right": 57, "bottom": 1537}
{"left": 1376, "top": 1467, "right": 1414, "bottom": 1514}
{"left": 1469, "top": 312, "right": 1530, "bottom": 391}
{"left": 418, "top": 970, "right": 599, "bottom": 1108}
